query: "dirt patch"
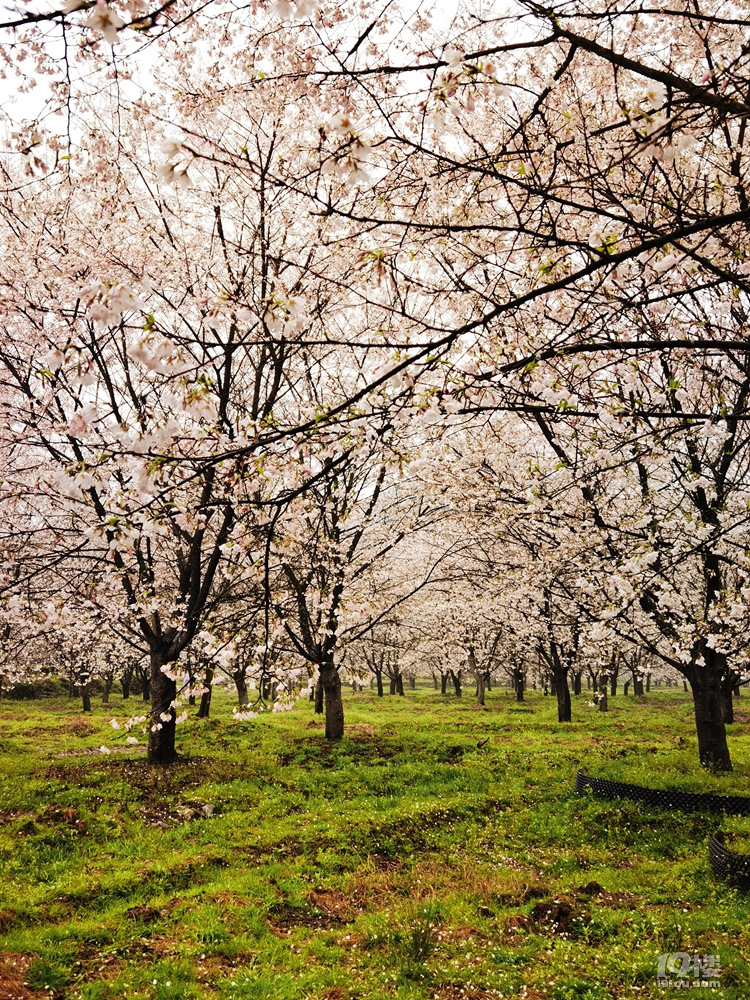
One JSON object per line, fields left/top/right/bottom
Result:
{"left": 67, "top": 719, "right": 97, "bottom": 738}
{"left": 0, "top": 954, "right": 39, "bottom": 1000}
{"left": 577, "top": 881, "right": 636, "bottom": 906}
{"left": 492, "top": 883, "right": 548, "bottom": 906}
{"left": 432, "top": 984, "right": 504, "bottom": 999}
{"left": 531, "top": 896, "right": 590, "bottom": 936}
{"left": 37, "top": 806, "right": 87, "bottom": 836}
{"left": 503, "top": 914, "right": 533, "bottom": 935}
{"left": 267, "top": 895, "right": 354, "bottom": 934}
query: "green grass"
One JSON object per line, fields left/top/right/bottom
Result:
{"left": 2, "top": 683, "right": 750, "bottom": 999}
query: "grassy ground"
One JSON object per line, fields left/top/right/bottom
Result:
{"left": 1, "top": 683, "right": 750, "bottom": 1000}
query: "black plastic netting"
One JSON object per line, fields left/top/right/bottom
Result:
{"left": 576, "top": 771, "right": 750, "bottom": 889}
{"left": 575, "top": 770, "right": 750, "bottom": 815}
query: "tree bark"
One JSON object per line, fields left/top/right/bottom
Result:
{"left": 476, "top": 670, "right": 485, "bottom": 706}
{"left": 80, "top": 682, "right": 91, "bottom": 714}
{"left": 720, "top": 673, "right": 735, "bottom": 725}
{"left": 513, "top": 667, "right": 524, "bottom": 702}
{"left": 234, "top": 671, "right": 249, "bottom": 709}
{"left": 314, "top": 680, "right": 324, "bottom": 714}
{"left": 375, "top": 670, "right": 383, "bottom": 697}
{"left": 449, "top": 669, "right": 462, "bottom": 697}
{"left": 320, "top": 661, "right": 344, "bottom": 740}
{"left": 397, "top": 674, "right": 405, "bottom": 696}
{"left": 102, "top": 675, "right": 113, "bottom": 705}
{"left": 598, "top": 676, "right": 608, "bottom": 712}
{"left": 573, "top": 671, "right": 582, "bottom": 696}
{"left": 690, "top": 656, "right": 732, "bottom": 771}
{"left": 197, "top": 666, "right": 214, "bottom": 719}
{"left": 441, "top": 672, "right": 448, "bottom": 695}
{"left": 147, "top": 649, "right": 177, "bottom": 765}
{"left": 553, "top": 667, "right": 571, "bottom": 723}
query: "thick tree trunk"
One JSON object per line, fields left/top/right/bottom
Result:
{"left": 432, "top": 672, "right": 438, "bottom": 690}
{"left": 409, "top": 676, "right": 416, "bottom": 690}
{"left": 441, "top": 673, "right": 448, "bottom": 695}
{"left": 634, "top": 676, "right": 644, "bottom": 696}
{"left": 320, "top": 661, "right": 344, "bottom": 740}
{"left": 314, "top": 680, "right": 324, "bottom": 714}
{"left": 121, "top": 676, "right": 131, "bottom": 699}
{"left": 450, "top": 669, "right": 462, "bottom": 697}
{"left": 102, "top": 675, "right": 113, "bottom": 705}
{"left": 553, "top": 667, "right": 571, "bottom": 723}
{"left": 573, "top": 671, "right": 582, "bottom": 696}
{"left": 646, "top": 674, "right": 651, "bottom": 692}
{"left": 623, "top": 680, "right": 630, "bottom": 696}
{"left": 397, "top": 674, "right": 405, "bottom": 696}
{"left": 720, "top": 675, "right": 735, "bottom": 725}
{"left": 514, "top": 668, "right": 524, "bottom": 702}
{"left": 147, "top": 649, "right": 177, "bottom": 765}
{"left": 375, "top": 671, "right": 383, "bottom": 697}
{"left": 234, "top": 671, "right": 249, "bottom": 709}
{"left": 81, "top": 682, "right": 91, "bottom": 714}
{"left": 610, "top": 674, "right": 617, "bottom": 697}
{"left": 142, "top": 674, "right": 151, "bottom": 701}
{"left": 690, "top": 658, "right": 732, "bottom": 771}
{"left": 476, "top": 671, "right": 485, "bottom": 706}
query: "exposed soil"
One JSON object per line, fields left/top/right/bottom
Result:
{"left": 0, "top": 954, "right": 40, "bottom": 1000}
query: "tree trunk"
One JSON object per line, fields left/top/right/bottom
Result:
{"left": 314, "top": 680, "right": 324, "bottom": 714}
{"left": 646, "top": 674, "right": 651, "bottom": 692}
{"left": 233, "top": 671, "right": 249, "bottom": 709}
{"left": 610, "top": 674, "right": 617, "bottom": 697}
{"left": 102, "top": 675, "right": 113, "bottom": 705}
{"left": 197, "top": 666, "right": 214, "bottom": 719}
{"left": 514, "top": 668, "right": 524, "bottom": 702}
{"left": 375, "top": 671, "right": 383, "bottom": 697}
{"left": 573, "top": 671, "right": 582, "bottom": 696}
{"left": 81, "top": 682, "right": 91, "bottom": 714}
{"left": 720, "top": 674, "right": 735, "bottom": 725}
{"left": 450, "top": 669, "right": 462, "bottom": 697}
{"left": 147, "top": 649, "right": 177, "bottom": 765}
{"left": 409, "top": 676, "right": 416, "bottom": 690}
{"left": 623, "top": 680, "right": 630, "bottom": 695}
{"left": 690, "top": 656, "right": 732, "bottom": 771}
{"left": 397, "top": 674, "right": 405, "bottom": 696}
{"left": 553, "top": 667, "right": 571, "bottom": 723}
{"left": 432, "top": 672, "right": 438, "bottom": 690}
{"left": 476, "top": 671, "right": 485, "bottom": 706}
{"left": 598, "top": 676, "right": 608, "bottom": 712}
{"left": 142, "top": 674, "right": 151, "bottom": 701}
{"left": 320, "top": 661, "right": 344, "bottom": 740}
{"left": 441, "top": 673, "right": 448, "bottom": 695}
